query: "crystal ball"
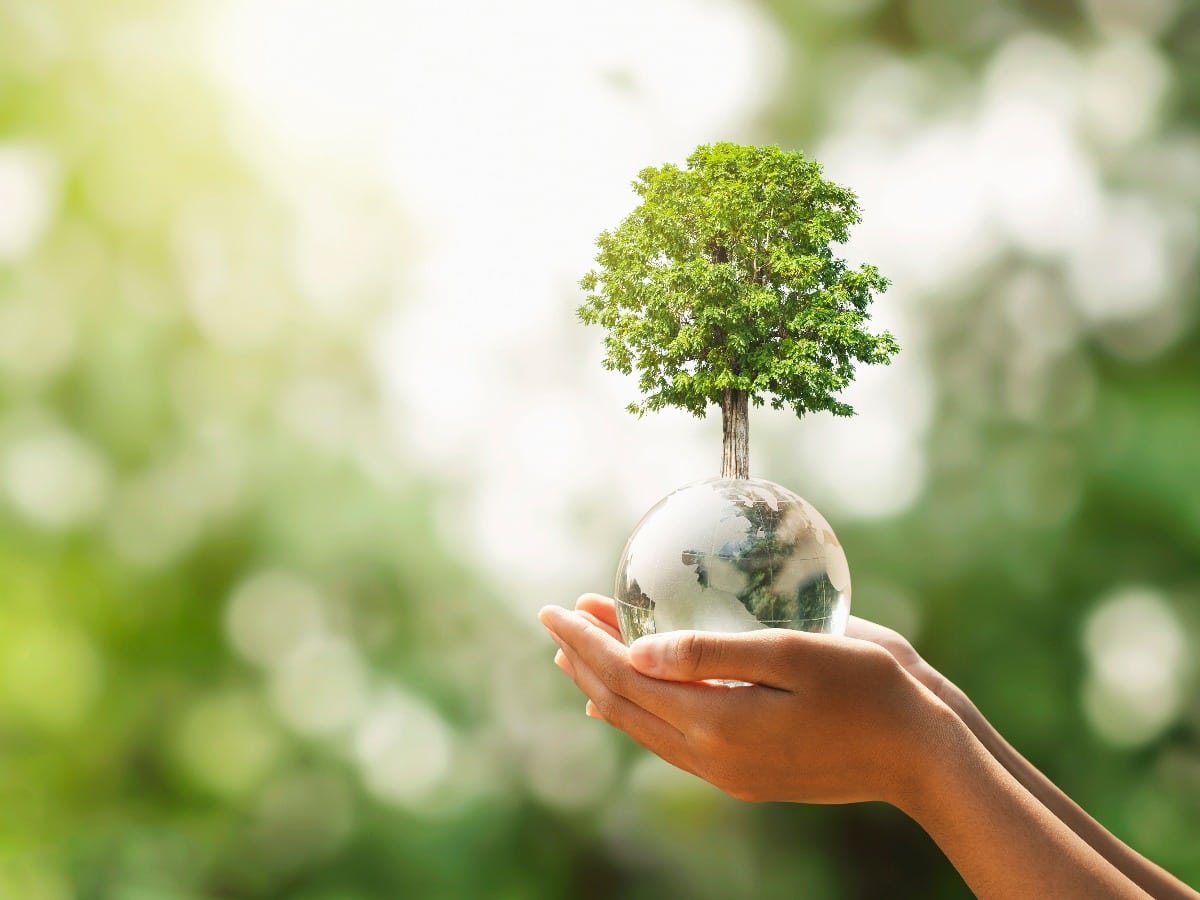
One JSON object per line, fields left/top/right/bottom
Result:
{"left": 614, "top": 477, "right": 850, "bottom": 644}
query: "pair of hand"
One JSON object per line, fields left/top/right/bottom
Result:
{"left": 540, "top": 594, "right": 959, "bottom": 809}
{"left": 543, "top": 596, "right": 1195, "bottom": 898}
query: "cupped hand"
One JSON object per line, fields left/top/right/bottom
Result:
{"left": 843, "top": 616, "right": 954, "bottom": 706}
{"left": 567, "top": 594, "right": 953, "bottom": 705}
{"left": 540, "top": 595, "right": 961, "bottom": 808}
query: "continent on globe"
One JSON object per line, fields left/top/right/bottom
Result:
{"left": 614, "top": 478, "right": 851, "bottom": 643}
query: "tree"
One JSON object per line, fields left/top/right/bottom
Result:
{"left": 579, "top": 142, "right": 899, "bottom": 479}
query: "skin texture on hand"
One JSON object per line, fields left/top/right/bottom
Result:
{"left": 541, "top": 594, "right": 1156, "bottom": 899}
{"left": 940, "top": 686, "right": 1198, "bottom": 899}
{"left": 541, "top": 595, "right": 957, "bottom": 808}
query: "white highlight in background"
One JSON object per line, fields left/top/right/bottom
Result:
{"left": 0, "top": 143, "right": 58, "bottom": 261}
{"left": 1082, "top": 587, "right": 1189, "bottom": 747}
{"left": 204, "top": 0, "right": 785, "bottom": 606}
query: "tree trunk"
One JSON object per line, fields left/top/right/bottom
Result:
{"left": 721, "top": 388, "right": 749, "bottom": 479}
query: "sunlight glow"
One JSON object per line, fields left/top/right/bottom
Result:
{"left": 354, "top": 687, "right": 455, "bottom": 809}
{"left": 1, "top": 420, "right": 110, "bottom": 531}
{"left": 203, "top": 0, "right": 785, "bottom": 606}
{"left": 1082, "top": 587, "right": 1189, "bottom": 747}
{"left": 269, "top": 635, "right": 370, "bottom": 737}
{"left": 226, "top": 570, "right": 327, "bottom": 670}
{"left": 201, "top": 3, "right": 1192, "bottom": 617}
{"left": 0, "top": 143, "right": 57, "bottom": 262}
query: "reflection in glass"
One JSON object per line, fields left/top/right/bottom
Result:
{"left": 615, "top": 478, "right": 850, "bottom": 643}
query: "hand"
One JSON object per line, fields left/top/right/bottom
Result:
{"left": 568, "top": 594, "right": 954, "bottom": 707}
{"left": 843, "top": 616, "right": 954, "bottom": 707}
{"left": 547, "top": 597, "right": 1179, "bottom": 898}
{"left": 540, "top": 595, "right": 962, "bottom": 808}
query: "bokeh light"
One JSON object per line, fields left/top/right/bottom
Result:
{"left": 1083, "top": 587, "right": 1191, "bottom": 747}
{"left": 2, "top": 0, "right": 1198, "bottom": 896}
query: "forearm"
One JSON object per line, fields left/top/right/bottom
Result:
{"left": 899, "top": 709, "right": 1149, "bottom": 899}
{"left": 942, "top": 685, "right": 1198, "bottom": 899}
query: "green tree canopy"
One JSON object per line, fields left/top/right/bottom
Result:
{"left": 580, "top": 143, "right": 898, "bottom": 477}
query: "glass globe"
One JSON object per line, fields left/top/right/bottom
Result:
{"left": 614, "top": 477, "right": 850, "bottom": 644}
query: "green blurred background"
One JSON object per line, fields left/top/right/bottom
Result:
{"left": 1, "top": 0, "right": 1197, "bottom": 897}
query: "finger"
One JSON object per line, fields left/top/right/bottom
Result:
{"left": 576, "top": 607, "right": 623, "bottom": 643}
{"left": 540, "top": 605, "right": 720, "bottom": 730}
{"left": 561, "top": 639, "right": 709, "bottom": 782}
{"left": 576, "top": 593, "right": 620, "bottom": 634}
{"left": 544, "top": 614, "right": 688, "bottom": 759}
{"left": 583, "top": 701, "right": 706, "bottom": 783}
{"left": 845, "top": 615, "right": 900, "bottom": 643}
{"left": 628, "top": 628, "right": 838, "bottom": 689}
{"left": 554, "top": 648, "right": 575, "bottom": 679}
{"left": 576, "top": 609, "right": 624, "bottom": 643}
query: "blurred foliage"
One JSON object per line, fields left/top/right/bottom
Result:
{"left": 752, "top": 0, "right": 1200, "bottom": 896}
{"left": 1, "top": 0, "right": 1198, "bottom": 899}
{"left": 0, "top": 2, "right": 563, "bottom": 898}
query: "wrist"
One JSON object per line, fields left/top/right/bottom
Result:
{"left": 937, "top": 681, "right": 1006, "bottom": 761}
{"left": 887, "top": 700, "right": 982, "bottom": 823}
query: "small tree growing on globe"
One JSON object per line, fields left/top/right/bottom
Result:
{"left": 579, "top": 142, "right": 898, "bottom": 479}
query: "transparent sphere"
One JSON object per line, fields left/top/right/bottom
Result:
{"left": 615, "top": 477, "right": 850, "bottom": 644}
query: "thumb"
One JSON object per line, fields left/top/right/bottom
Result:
{"left": 629, "top": 628, "right": 807, "bottom": 688}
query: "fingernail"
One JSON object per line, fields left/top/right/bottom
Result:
{"left": 629, "top": 635, "right": 666, "bottom": 675}
{"left": 554, "top": 649, "right": 575, "bottom": 679}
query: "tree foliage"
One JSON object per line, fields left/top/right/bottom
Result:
{"left": 579, "top": 142, "right": 899, "bottom": 420}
